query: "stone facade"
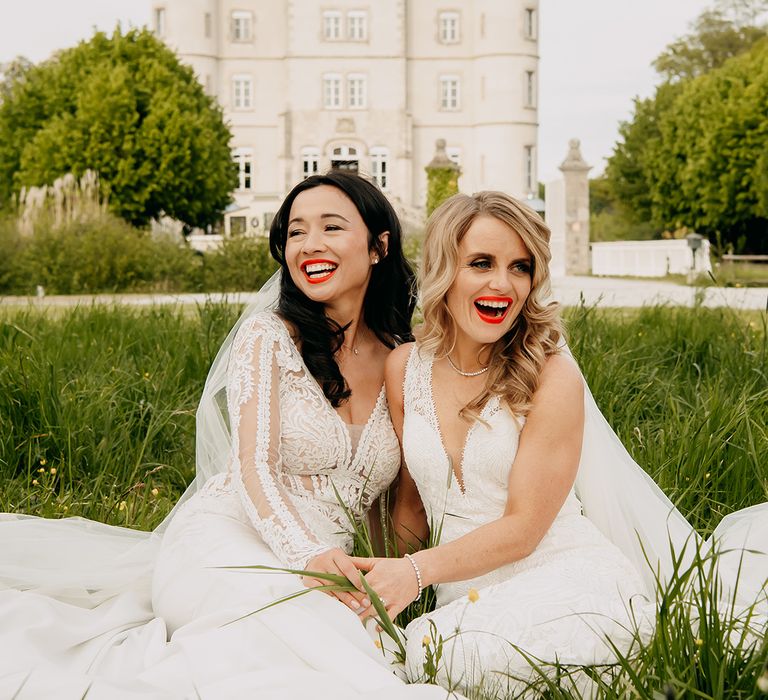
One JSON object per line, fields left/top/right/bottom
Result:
{"left": 152, "top": 0, "right": 539, "bottom": 234}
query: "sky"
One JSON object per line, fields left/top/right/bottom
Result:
{"left": 0, "top": 0, "right": 713, "bottom": 183}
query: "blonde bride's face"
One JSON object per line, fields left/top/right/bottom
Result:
{"left": 445, "top": 215, "right": 533, "bottom": 346}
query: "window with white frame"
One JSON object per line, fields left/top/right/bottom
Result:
{"left": 347, "top": 74, "right": 367, "bottom": 109}
{"left": 231, "top": 10, "right": 253, "bottom": 42}
{"left": 525, "top": 70, "right": 536, "bottom": 107}
{"left": 331, "top": 145, "right": 359, "bottom": 173}
{"left": 347, "top": 10, "right": 368, "bottom": 40}
{"left": 323, "top": 73, "right": 342, "bottom": 109}
{"left": 524, "top": 145, "right": 535, "bottom": 193}
{"left": 439, "top": 11, "right": 460, "bottom": 43}
{"left": 323, "top": 10, "right": 342, "bottom": 40}
{"left": 232, "top": 75, "right": 253, "bottom": 109}
{"left": 524, "top": 8, "right": 536, "bottom": 39}
{"left": 204, "top": 12, "right": 212, "bottom": 38}
{"left": 446, "top": 146, "right": 461, "bottom": 167}
{"left": 233, "top": 148, "right": 253, "bottom": 190}
{"left": 154, "top": 7, "right": 166, "bottom": 36}
{"left": 301, "top": 147, "right": 320, "bottom": 179}
{"left": 230, "top": 215, "right": 247, "bottom": 235}
{"left": 440, "top": 75, "right": 460, "bottom": 110}
{"left": 370, "top": 147, "right": 389, "bottom": 189}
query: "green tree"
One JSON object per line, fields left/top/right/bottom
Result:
{"left": 653, "top": 2, "right": 768, "bottom": 81}
{"left": 605, "top": 83, "right": 682, "bottom": 227}
{"left": 425, "top": 139, "right": 461, "bottom": 216}
{"left": 653, "top": 39, "right": 768, "bottom": 250}
{"left": 589, "top": 176, "right": 656, "bottom": 242}
{"left": 604, "top": 0, "right": 768, "bottom": 249}
{"left": 0, "top": 29, "right": 237, "bottom": 228}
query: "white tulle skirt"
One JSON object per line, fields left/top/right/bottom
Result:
{"left": 0, "top": 480, "right": 451, "bottom": 699}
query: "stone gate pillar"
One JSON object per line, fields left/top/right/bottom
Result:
{"left": 559, "top": 139, "right": 591, "bottom": 275}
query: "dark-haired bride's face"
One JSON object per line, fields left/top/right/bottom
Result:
{"left": 446, "top": 215, "right": 533, "bottom": 347}
{"left": 285, "top": 185, "right": 381, "bottom": 308}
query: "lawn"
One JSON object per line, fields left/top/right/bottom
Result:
{"left": 1, "top": 301, "right": 766, "bottom": 697}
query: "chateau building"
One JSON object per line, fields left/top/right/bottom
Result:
{"left": 154, "top": 0, "right": 539, "bottom": 234}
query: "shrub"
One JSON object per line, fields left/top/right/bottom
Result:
{"left": 4, "top": 212, "right": 201, "bottom": 295}
{"left": 200, "top": 235, "right": 278, "bottom": 292}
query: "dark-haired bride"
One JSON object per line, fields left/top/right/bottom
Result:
{"left": 0, "top": 172, "right": 451, "bottom": 698}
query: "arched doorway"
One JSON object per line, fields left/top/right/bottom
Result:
{"left": 330, "top": 145, "right": 359, "bottom": 173}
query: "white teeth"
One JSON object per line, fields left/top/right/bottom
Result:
{"left": 305, "top": 263, "right": 337, "bottom": 275}
{"left": 476, "top": 300, "right": 509, "bottom": 309}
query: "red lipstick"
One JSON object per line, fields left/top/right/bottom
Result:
{"left": 473, "top": 296, "right": 513, "bottom": 324}
{"left": 300, "top": 259, "right": 338, "bottom": 284}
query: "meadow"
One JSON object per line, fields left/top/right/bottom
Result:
{"left": 1, "top": 301, "right": 766, "bottom": 697}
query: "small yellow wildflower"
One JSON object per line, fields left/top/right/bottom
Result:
{"left": 695, "top": 638, "right": 704, "bottom": 647}
{"left": 143, "top": 372, "right": 150, "bottom": 379}
{"left": 467, "top": 588, "right": 479, "bottom": 603}
{"left": 373, "top": 639, "right": 382, "bottom": 649}
{"left": 151, "top": 487, "right": 159, "bottom": 497}
{"left": 119, "top": 501, "right": 127, "bottom": 511}
{"left": 704, "top": 472, "right": 711, "bottom": 479}
{"left": 422, "top": 635, "right": 431, "bottom": 647}
{"left": 32, "top": 479, "right": 39, "bottom": 486}
{"left": 50, "top": 467, "right": 57, "bottom": 475}
{"left": 757, "top": 671, "right": 768, "bottom": 693}
{"left": 40, "top": 458, "right": 47, "bottom": 466}
{"left": 37, "top": 467, "right": 45, "bottom": 473}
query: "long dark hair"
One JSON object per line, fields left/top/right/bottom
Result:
{"left": 269, "top": 171, "right": 416, "bottom": 407}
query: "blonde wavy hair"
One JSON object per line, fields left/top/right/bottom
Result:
{"left": 419, "top": 191, "right": 563, "bottom": 419}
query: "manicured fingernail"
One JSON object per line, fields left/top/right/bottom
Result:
{"left": 362, "top": 597, "right": 370, "bottom": 607}
{"left": 350, "top": 599, "right": 361, "bottom": 609}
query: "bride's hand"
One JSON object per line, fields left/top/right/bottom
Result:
{"left": 351, "top": 556, "right": 419, "bottom": 620}
{"left": 304, "top": 548, "right": 371, "bottom": 614}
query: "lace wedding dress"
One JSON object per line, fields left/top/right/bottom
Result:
{"left": 397, "top": 346, "right": 674, "bottom": 694}
{"left": 0, "top": 312, "right": 450, "bottom": 699}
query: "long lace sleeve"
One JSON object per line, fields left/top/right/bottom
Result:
{"left": 226, "top": 315, "right": 331, "bottom": 569}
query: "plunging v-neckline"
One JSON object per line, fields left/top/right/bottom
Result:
{"left": 426, "top": 354, "right": 496, "bottom": 497}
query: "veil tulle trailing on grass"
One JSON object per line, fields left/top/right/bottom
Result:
{"left": 0, "top": 272, "right": 282, "bottom": 607}
{"left": 0, "top": 272, "right": 765, "bottom": 630}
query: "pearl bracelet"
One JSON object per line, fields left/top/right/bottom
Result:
{"left": 404, "top": 553, "right": 423, "bottom": 602}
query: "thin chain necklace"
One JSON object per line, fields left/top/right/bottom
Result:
{"left": 341, "top": 327, "right": 366, "bottom": 356}
{"left": 446, "top": 354, "right": 489, "bottom": 377}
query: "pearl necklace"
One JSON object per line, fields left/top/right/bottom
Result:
{"left": 446, "top": 354, "right": 490, "bottom": 377}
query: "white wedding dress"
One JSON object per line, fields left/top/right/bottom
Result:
{"left": 398, "top": 345, "right": 766, "bottom": 696}
{"left": 0, "top": 312, "right": 451, "bottom": 699}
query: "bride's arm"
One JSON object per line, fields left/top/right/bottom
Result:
{"left": 358, "top": 354, "right": 584, "bottom": 616}
{"left": 228, "top": 316, "right": 353, "bottom": 576}
{"left": 385, "top": 343, "right": 428, "bottom": 553}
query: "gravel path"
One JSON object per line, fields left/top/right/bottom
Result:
{"left": 1, "top": 277, "right": 766, "bottom": 311}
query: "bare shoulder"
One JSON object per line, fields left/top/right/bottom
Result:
{"left": 384, "top": 342, "right": 415, "bottom": 408}
{"left": 534, "top": 352, "right": 584, "bottom": 406}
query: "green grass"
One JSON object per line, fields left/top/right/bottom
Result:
{"left": 0, "top": 302, "right": 240, "bottom": 528}
{"left": 0, "top": 302, "right": 766, "bottom": 697}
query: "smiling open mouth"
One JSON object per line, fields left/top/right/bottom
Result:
{"left": 473, "top": 297, "right": 512, "bottom": 324}
{"left": 301, "top": 260, "right": 338, "bottom": 284}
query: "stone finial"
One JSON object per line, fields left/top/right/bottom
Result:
{"left": 427, "top": 138, "right": 460, "bottom": 170}
{"left": 559, "top": 138, "right": 591, "bottom": 173}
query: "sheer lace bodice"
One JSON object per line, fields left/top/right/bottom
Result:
{"left": 183, "top": 311, "right": 401, "bottom": 570}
